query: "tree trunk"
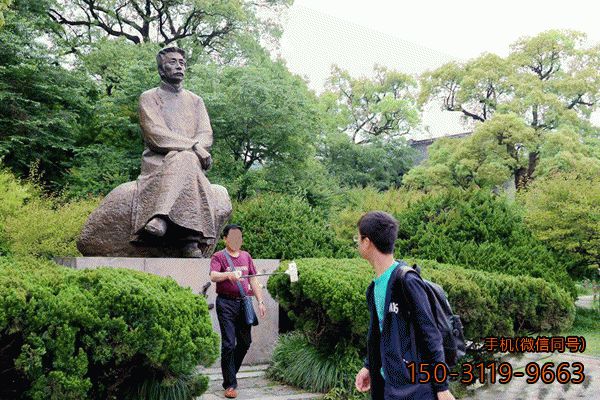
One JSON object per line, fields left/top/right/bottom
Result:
{"left": 514, "top": 151, "right": 539, "bottom": 190}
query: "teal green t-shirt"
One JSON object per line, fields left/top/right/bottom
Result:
{"left": 373, "top": 261, "right": 398, "bottom": 380}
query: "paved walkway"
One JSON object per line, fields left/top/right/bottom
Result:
{"left": 575, "top": 294, "right": 596, "bottom": 309}
{"left": 198, "top": 365, "right": 323, "bottom": 400}
{"left": 461, "top": 352, "right": 599, "bottom": 400}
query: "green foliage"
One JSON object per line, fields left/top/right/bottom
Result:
{"left": 0, "top": 168, "right": 37, "bottom": 254}
{"left": 0, "top": 10, "right": 96, "bottom": 188}
{"left": 232, "top": 193, "right": 353, "bottom": 259}
{"left": 0, "top": 0, "right": 10, "bottom": 28}
{"left": 319, "top": 132, "right": 416, "bottom": 190}
{"left": 3, "top": 195, "right": 99, "bottom": 258}
{"left": 419, "top": 30, "right": 600, "bottom": 188}
{"left": 535, "top": 129, "right": 600, "bottom": 179}
{"left": 64, "top": 145, "right": 140, "bottom": 199}
{"left": 189, "top": 58, "right": 324, "bottom": 201}
{"left": 0, "top": 166, "right": 98, "bottom": 258}
{"left": 394, "top": 189, "right": 576, "bottom": 296}
{"left": 316, "top": 65, "right": 419, "bottom": 192}
{"left": 0, "top": 256, "right": 218, "bottom": 399}
{"left": 48, "top": 0, "right": 291, "bottom": 56}
{"left": 403, "top": 114, "right": 536, "bottom": 190}
{"left": 268, "top": 332, "right": 366, "bottom": 397}
{"left": 520, "top": 173, "right": 600, "bottom": 278}
{"left": 328, "top": 187, "right": 425, "bottom": 250}
{"left": 126, "top": 372, "right": 209, "bottom": 400}
{"left": 267, "top": 258, "right": 574, "bottom": 352}
{"left": 323, "top": 64, "right": 419, "bottom": 144}
{"left": 79, "top": 39, "right": 157, "bottom": 152}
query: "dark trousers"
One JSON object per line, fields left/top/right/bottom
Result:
{"left": 216, "top": 295, "right": 252, "bottom": 389}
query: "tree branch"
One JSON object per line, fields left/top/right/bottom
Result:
{"left": 459, "top": 107, "right": 486, "bottom": 122}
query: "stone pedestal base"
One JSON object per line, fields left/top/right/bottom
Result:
{"left": 54, "top": 257, "right": 280, "bottom": 366}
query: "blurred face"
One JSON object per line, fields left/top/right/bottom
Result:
{"left": 225, "top": 229, "right": 243, "bottom": 252}
{"left": 161, "top": 51, "right": 186, "bottom": 83}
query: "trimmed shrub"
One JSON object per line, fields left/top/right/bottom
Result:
{"left": 268, "top": 258, "right": 575, "bottom": 352}
{"left": 0, "top": 256, "right": 218, "bottom": 400}
{"left": 232, "top": 193, "right": 354, "bottom": 259}
{"left": 394, "top": 189, "right": 576, "bottom": 297}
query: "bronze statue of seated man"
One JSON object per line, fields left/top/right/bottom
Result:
{"left": 131, "top": 47, "right": 217, "bottom": 257}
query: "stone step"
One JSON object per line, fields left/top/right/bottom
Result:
{"left": 207, "top": 370, "right": 265, "bottom": 381}
{"left": 200, "top": 374, "right": 323, "bottom": 400}
{"left": 201, "top": 364, "right": 270, "bottom": 376}
{"left": 201, "top": 393, "right": 322, "bottom": 400}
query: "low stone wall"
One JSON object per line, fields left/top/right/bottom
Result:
{"left": 54, "top": 257, "right": 281, "bottom": 366}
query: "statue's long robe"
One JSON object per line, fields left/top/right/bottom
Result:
{"left": 131, "top": 81, "right": 216, "bottom": 241}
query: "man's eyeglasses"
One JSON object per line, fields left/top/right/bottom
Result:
{"left": 353, "top": 234, "right": 363, "bottom": 244}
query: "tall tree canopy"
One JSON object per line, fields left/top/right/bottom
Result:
{"left": 417, "top": 30, "right": 600, "bottom": 188}
{"left": 48, "top": 0, "right": 292, "bottom": 55}
{"left": 323, "top": 64, "right": 419, "bottom": 144}
{"left": 317, "top": 65, "right": 418, "bottom": 190}
{"left": 0, "top": 8, "right": 96, "bottom": 187}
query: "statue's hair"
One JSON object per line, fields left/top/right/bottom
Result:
{"left": 156, "top": 47, "right": 186, "bottom": 79}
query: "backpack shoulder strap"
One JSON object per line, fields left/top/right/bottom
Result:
{"left": 391, "top": 260, "right": 421, "bottom": 318}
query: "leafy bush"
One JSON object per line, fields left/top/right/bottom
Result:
{"left": 0, "top": 168, "right": 98, "bottom": 258}
{"left": 0, "top": 169, "right": 37, "bottom": 254}
{"left": 394, "top": 189, "right": 576, "bottom": 296}
{"left": 232, "top": 193, "right": 354, "bottom": 259}
{"left": 268, "top": 258, "right": 575, "bottom": 352}
{"left": 0, "top": 256, "right": 218, "bottom": 400}
{"left": 328, "top": 187, "right": 425, "bottom": 246}
{"left": 3, "top": 196, "right": 99, "bottom": 258}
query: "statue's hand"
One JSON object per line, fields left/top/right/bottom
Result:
{"left": 193, "top": 145, "right": 212, "bottom": 170}
{"left": 201, "top": 154, "right": 212, "bottom": 170}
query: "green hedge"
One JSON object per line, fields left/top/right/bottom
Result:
{"left": 232, "top": 193, "right": 354, "bottom": 259}
{"left": 268, "top": 258, "right": 575, "bottom": 351}
{"left": 0, "top": 256, "right": 218, "bottom": 400}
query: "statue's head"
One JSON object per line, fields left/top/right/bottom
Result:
{"left": 156, "top": 47, "right": 186, "bottom": 84}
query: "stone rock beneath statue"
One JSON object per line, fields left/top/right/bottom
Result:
{"left": 77, "top": 181, "right": 232, "bottom": 258}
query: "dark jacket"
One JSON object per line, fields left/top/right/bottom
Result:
{"left": 365, "top": 264, "right": 448, "bottom": 400}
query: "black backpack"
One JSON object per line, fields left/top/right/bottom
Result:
{"left": 393, "top": 261, "right": 466, "bottom": 368}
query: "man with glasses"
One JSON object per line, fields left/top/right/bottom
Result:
{"left": 354, "top": 211, "right": 455, "bottom": 400}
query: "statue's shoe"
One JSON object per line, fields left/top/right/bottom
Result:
{"left": 144, "top": 217, "right": 167, "bottom": 237}
{"left": 182, "top": 242, "right": 204, "bottom": 258}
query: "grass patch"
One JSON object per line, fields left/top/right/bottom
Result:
{"left": 267, "top": 332, "right": 366, "bottom": 399}
{"left": 567, "top": 307, "right": 600, "bottom": 357}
